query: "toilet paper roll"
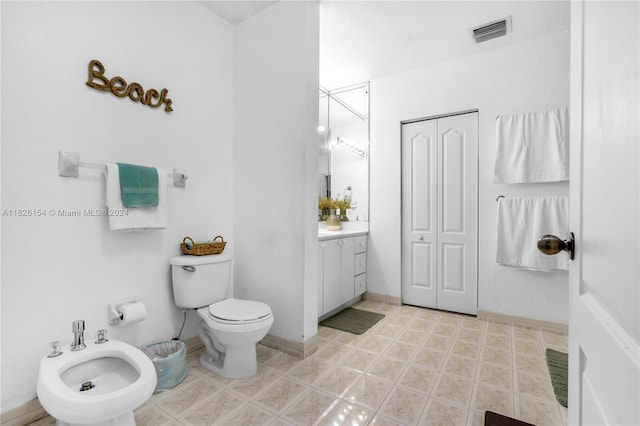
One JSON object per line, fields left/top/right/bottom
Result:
{"left": 119, "top": 302, "right": 146, "bottom": 325}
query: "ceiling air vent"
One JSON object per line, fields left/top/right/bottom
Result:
{"left": 471, "top": 16, "right": 512, "bottom": 43}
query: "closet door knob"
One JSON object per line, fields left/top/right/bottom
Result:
{"left": 418, "top": 235, "right": 424, "bottom": 241}
{"left": 537, "top": 233, "right": 575, "bottom": 260}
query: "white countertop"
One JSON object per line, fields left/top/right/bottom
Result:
{"left": 318, "top": 221, "right": 369, "bottom": 241}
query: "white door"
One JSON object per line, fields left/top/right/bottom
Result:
{"left": 401, "top": 119, "right": 438, "bottom": 309}
{"left": 401, "top": 112, "right": 478, "bottom": 315}
{"left": 567, "top": 2, "right": 639, "bottom": 424}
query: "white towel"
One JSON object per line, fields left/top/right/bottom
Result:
{"left": 494, "top": 107, "right": 569, "bottom": 183}
{"left": 105, "top": 163, "right": 168, "bottom": 231}
{"left": 497, "top": 196, "right": 569, "bottom": 271}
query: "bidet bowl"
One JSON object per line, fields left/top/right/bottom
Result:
{"left": 37, "top": 339, "right": 157, "bottom": 426}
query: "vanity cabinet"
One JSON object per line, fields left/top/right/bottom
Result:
{"left": 318, "top": 235, "right": 367, "bottom": 317}
{"left": 354, "top": 236, "right": 367, "bottom": 297}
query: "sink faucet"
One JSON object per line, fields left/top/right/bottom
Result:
{"left": 71, "top": 320, "right": 86, "bottom": 351}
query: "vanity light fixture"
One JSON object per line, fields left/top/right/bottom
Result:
{"left": 336, "top": 137, "right": 367, "bottom": 158}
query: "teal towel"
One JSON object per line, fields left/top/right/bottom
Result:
{"left": 117, "top": 163, "right": 159, "bottom": 207}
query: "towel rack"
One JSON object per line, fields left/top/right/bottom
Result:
{"left": 58, "top": 151, "right": 188, "bottom": 188}
{"left": 496, "top": 195, "right": 505, "bottom": 202}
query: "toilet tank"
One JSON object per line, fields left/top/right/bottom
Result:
{"left": 169, "top": 254, "right": 232, "bottom": 309}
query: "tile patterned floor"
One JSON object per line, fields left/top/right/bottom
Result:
{"left": 30, "top": 300, "right": 568, "bottom": 426}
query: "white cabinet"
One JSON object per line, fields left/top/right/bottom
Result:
{"left": 354, "top": 235, "right": 367, "bottom": 297}
{"left": 318, "top": 235, "right": 367, "bottom": 317}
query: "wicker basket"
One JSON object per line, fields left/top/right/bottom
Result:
{"left": 180, "top": 235, "right": 226, "bottom": 256}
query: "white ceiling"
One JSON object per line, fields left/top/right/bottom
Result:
{"left": 199, "top": 1, "right": 570, "bottom": 89}
{"left": 201, "top": 1, "right": 278, "bottom": 24}
{"left": 320, "top": 1, "right": 570, "bottom": 89}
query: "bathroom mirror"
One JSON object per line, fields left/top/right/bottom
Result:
{"left": 318, "top": 81, "right": 369, "bottom": 222}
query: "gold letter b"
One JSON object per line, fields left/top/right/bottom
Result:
{"left": 86, "top": 59, "right": 110, "bottom": 92}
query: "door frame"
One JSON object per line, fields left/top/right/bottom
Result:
{"left": 401, "top": 109, "right": 479, "bottom": 126}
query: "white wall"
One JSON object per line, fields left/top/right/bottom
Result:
{"left": 1, "top": 2, "right": 234, "bottom": 411}
{"left": 233, "top": 2, "right": 319, "bottom": 343}
{"left": 369, "top": 31, "right": 570, "bottom": 324}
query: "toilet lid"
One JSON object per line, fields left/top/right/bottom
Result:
{"left": 208, "top": 298, "right": 272, "bottom": 322}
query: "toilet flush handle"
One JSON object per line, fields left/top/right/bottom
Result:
{"left": 182, "top": 266, "right": 196, "bottom": 272}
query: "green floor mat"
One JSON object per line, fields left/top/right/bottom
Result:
{"left": 319, "top": 307, "right": 385, "bottom": 335}
{"left": 545, "top": 348, "right": 568, "bottom": 407}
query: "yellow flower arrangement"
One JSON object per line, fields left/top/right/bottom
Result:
{"left": 318, "top": 195, "right": 357, "bottom": 221}
{"left": 318, "top": 196, "right": 356, "bottom": 211}
{"left": 318, "top": 196, "right": 333, "bottom": 211}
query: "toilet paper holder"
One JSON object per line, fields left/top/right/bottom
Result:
{"left": 108, "top": 297, "right": 144, "bottom": 325}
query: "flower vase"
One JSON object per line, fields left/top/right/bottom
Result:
{"left": 339, "top": 209, "right": 349, "bottom": 222}
{"left": 320, "top": 208, "right": 329, "bottom": 222}
{"left": 326, "top": 209, "right": 341, "bottom": 231}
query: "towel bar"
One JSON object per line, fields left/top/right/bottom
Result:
{"left": 58, "top": 151, "right": 188, "bottom": 188}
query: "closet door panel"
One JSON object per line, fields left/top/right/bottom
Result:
{"left": 436, "top": 113, "right": 478, "bottom": 315}
{"left": 401, "top": 120, "right": 438, "bottom": 308}
{"left": 441, "top": 243, "right": 465, "bottom": 292}
{"left": 441, "top": 128, "right": 465, "bottom": 233}
{"left": 411, "top": 242, "right": 434, "bottom": 289}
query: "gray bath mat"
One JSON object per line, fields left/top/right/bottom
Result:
{"left": 319, "top": 307, "right": 384, "bottom": 335}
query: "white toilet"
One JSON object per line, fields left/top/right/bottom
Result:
{"left": 170, "top": 254, "right": 274, "bottom": 379}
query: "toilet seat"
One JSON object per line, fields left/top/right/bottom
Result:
{"left": 207, "top": 298, "right": 272, "bottom": 325}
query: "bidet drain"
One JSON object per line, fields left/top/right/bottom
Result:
{"left": 79, "top": 381, "right": 95, "bottom": 392}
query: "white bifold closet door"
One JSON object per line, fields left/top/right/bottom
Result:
{"left": 401, "top": 112, "right": 478, "bottom": 315}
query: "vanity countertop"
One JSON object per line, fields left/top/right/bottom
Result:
{"left": 318, "top": 222, "right": 369, "bottom": 241}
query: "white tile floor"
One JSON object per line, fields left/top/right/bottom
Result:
{"left": 30, "top": 300, "right": 568, "bottom": 426}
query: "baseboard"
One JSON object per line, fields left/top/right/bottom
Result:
{"left": 0, "top": 398, "right": 49, "bottom": 426}
{"left": 362, "top": 291, "right": 402, "bottom": 305}
{"left": 183, "top": 333, "right": 318, "bottom": 359}
{"left": 183, "top": 335, "right": 204, "bottom": 353}
{"left": 477, "top": 309, "right": 568, "bottom": 335}
{"left": 260, "top": 333, "right": 320, "bottom": 359}
{"left": 358, "top": 294, "right": 567, "bottom": 336}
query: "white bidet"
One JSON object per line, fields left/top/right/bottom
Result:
{"left": 37, "top": 339, "right": 156, "bottom": 426}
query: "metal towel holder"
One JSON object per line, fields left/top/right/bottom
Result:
{"left": 58, "top": 151, "right": 188, "bottom": 188}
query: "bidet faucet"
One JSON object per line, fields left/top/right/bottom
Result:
{"left": 71, "top": 320, "right": 86, "bottom": 351}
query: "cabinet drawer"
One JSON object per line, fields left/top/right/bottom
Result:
{"left": 355, "top": 236, "right": 367, "bottom": 254}
{"left": 355, "top": 252, "right": 367, "bottom": 276}
{"left": 355, "top": 273, "right": 366, "bottom": 296}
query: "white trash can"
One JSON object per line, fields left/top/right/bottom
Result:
{"left": 141, "top": 340, "right": 187, "bottom": 392}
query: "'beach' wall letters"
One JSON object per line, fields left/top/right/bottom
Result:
{"left": 86, "top": 59, "right": 173, "bottom": 113}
